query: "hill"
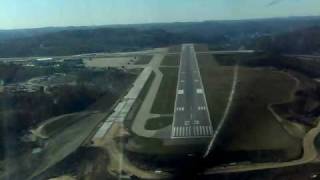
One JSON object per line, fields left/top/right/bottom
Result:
{"left": 1, "top": 16, "right": 320, "bottom": 57}
{"left": 252, "top": 26, "right": 320, "bottom": 54}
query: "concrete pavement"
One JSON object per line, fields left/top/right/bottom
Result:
{"left": 131, "top": 51, "right": 172, "bottom": 138}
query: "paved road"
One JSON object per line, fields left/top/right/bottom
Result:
{"left": 171, "top": 44, "right": 213, "bottom": 138}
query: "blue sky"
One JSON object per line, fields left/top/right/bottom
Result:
{"left": 0, "top": 0, "right": 319, "bottom": 29}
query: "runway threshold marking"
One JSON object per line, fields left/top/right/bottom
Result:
{"left": 178, "top": 90, "right": 184, "bottom": 94}
{"left": 196, "top": 89, "right": 203, "bottom": 94}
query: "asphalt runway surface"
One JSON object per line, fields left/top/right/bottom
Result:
{"left": 171, "top": 44, "right": 213, "bottom": 138}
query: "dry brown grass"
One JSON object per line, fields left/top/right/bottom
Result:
{"left": 198, "top": 50, "right": 302, "bottom": 161}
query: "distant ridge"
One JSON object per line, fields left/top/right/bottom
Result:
{"left": 0, "top": 15, "right": 320, "bottom": 58}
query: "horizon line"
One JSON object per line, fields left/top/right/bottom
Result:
{"left": 0, "top": 14, "right": 319, "bottom": 31}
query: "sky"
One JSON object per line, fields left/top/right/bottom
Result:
{"left": 0, "top": 0, "right": 319, "bottom": 29}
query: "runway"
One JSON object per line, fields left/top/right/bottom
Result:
{"left": 171, "top": 44, "right": 213, "bottom": 138}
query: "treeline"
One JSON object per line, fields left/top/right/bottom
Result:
{"left": 1, "top": 16, "right": 320, "bottom": 57}
{"left": 215, "top": 53, "right": 320, "bottom": 77}
{"left": 250, "top": 26, "right": 320, "bottom": 54}
{"left": 0, "top": 63, "right": 58, "bottom": 83}
{"left": 0, "top": 85, "right": 106, "bottom": 159}
{"left": 0, "top": 66, "right": 136, "bottom": 159}
{"left": 0, "top": 68, "right": 135, "bottom": 131}
{"left": 0, "top": 28, "right": 182, "bottom": 57}
{"left": 0, "top": 27, "right": 226, "bottom": 57}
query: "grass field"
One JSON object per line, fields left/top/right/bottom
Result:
{"left": 151, "top": 67, "right": 178, "bottom": 114}
{"left": 134, "top": 55, "right": 153, "bottom": 65}
{"left": 197, "top": 53, "right": 219, "bottom": 67}
{"left": 194, "top": 44, "right": 209, "bottom": 51}
{"left": 37, "top": 147, "right": 113, "bottom": 180}
{"left": 197, "top": 49, "right": 302, "bottom": 162}
{"left": 41, "top": 113, "right": 90, "bottom": 137}
{"left": 145, "top": 116, "right": 173, "bottom": 130}
{"left": 214, "top": 53, "right": 272, "bottom": 67}
{"left": 125, "top": 135, "right": 208, "bottom": 156}
{"left": 126, "top": 136, "right": 171, "bottom": 155}
{"left": 197, "top": 54, "right": 230, "bottom": 122}
{"left": 221, "top": 68, "right": 301, "bottom": 159}
{"left": 161, "top": 54, "right": 180, "bottom": 66}
{"left": 168, "top": 45, "right": 182, "bottom": 53}
{"left": 200, "top": 66, "right": 234, "bottom": 124}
